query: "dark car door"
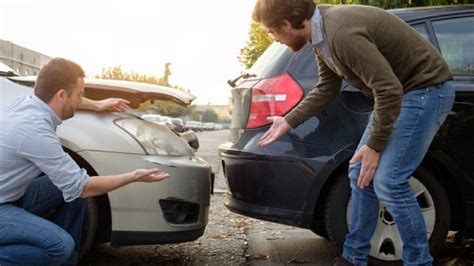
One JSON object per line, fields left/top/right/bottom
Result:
{"left": 429, "top": 15, "right": 474, "bottom": 178}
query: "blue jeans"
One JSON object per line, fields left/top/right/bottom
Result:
{"left": 342, "top": 81, "right": 455, "bottom": 265}
{"left": 0, "top": 175, "right": 87, "bottom": 265}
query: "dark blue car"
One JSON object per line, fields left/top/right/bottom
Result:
{"left": 220, "top": 5, "right": 474, "bottom": 263}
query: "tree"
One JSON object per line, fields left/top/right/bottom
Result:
{"left": 238, "top": 0, "right": 471, "bottom": 68}
{"left": 158, "top": 62, "right": 172, "bottom": 87}
{"left": 96, "top": 64, "right": 175, "bottom": 86}
{"left": 202, "top": 109, "right": 218, "bottom": 122}
{"left": 95, "top": 65, "right": 161, "bottom": 84}
{"left": 238, "top": 21, "right": 273, "bottom": 69}
{"left": 314, "top": 0, "right": 473, "bottom": 8}
{"left": 218, "top": 116, "right": 231, "bottom": 123}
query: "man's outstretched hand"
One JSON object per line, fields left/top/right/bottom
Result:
{"left": 257, "top": 116, "right": 291, "bottom": 147}
{"left": 79, "top": 97, "right": 131, "bottom": 112}
{"left": 95, "top": 98, "right": 130, "bottom": 112}
{"left": 133, "top": 168, "right": 170, "bottom": 182}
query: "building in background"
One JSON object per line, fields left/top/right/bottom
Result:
{"left": 0, "top": 39, "right": 50, "bottom": 76}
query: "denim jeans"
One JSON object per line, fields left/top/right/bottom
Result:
{"left": 342, "top": 81, "right": 455, "bottom": 265}
{"left": 0, "top": 175, "right": 87, "bottom": 265}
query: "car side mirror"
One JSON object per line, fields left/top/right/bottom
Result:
{"left": 179, "top": 130, "right": 200, "bottom": 151}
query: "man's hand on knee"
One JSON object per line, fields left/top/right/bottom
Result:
{"left": 350, "top": 145, "right": 380, "bottom": 189}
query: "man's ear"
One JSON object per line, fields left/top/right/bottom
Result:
{"left": 53, "top": 89, "right": 68, "bottom": 103}
{"left": 282, "top": 20, "right": 293, "bottom": 30}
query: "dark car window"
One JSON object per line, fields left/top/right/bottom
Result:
{"left": 249, "top": 42, "right": 317, "bottom": 79}
{"left": 432, "top": 16, "right": 474, "bottom": 75}
{"left": 412, "top": 23, "right": 430, "bottom": 40}
{"left": 249, "top": 42, "right": 291, "bottom": 78}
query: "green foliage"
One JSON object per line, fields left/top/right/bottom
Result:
{"left": 315, "top": 0, "right": 474, "bottom": 8}
{"left": 190, "top": 112, "right": 201, "bottom": 121}
{"left": 97, "top": 65, "right": 152, "bottom": 84}
{"left": 158, "top": 63, "right": 172, "bottom": 87}
{"left": 238, "top": 22, "right": 273, "bottom": 69}
{"left": 217, "top": 116, "right": 231, "bottom": 123}
{"left": 145, "top": 100, "right": 195, "bottom": 117}
{"left": 313, "top": 0, "right": 474, "bottom": 8}
{"left": 202, "top": 109, "right": 219, "bottom": 122}
{"left": 239, "top": 0, "right": 473, "bottom": 69}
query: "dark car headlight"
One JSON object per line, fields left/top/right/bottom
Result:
{"left": 115, "top": 118, "right": 193, "bottom": 157}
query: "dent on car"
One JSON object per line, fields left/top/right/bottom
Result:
{"left": 9, "top": 76, "right": 196, "bottom": 107}
{"left": 220, "top": 5, "right": 474, "bottom": 264}
{"left": 7, "top": 76, "right": 201, "bottom": 153}
{"left": 1, "top": 72, "right": 212, "bottom": 258}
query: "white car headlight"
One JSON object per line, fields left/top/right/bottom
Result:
{"left": 115, "top": 118, "right": 193, "bottom": 157}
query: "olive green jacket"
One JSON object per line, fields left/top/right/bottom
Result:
{"left": 284, "top": 4, "right": 452, "bottom": 152}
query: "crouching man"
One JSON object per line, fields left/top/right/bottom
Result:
{"left": 0, "top": 58, "right": 170, "bottom": 265}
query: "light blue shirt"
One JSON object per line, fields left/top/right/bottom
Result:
{"left": 311, "top": 7, "right": 338, "bottom": 73}
{"left": 0, "top": 95, "right": 89, "bottom": 203}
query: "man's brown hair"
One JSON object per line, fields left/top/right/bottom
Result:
{"left": 252, "top": 0, "right": 315, "bottom": 29}
{"left": 34, "top": 58, "right": 85, "bottom": 103}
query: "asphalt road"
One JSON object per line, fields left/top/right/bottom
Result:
{"left": 81, "top": 129, "right": 474, "bottom": 265}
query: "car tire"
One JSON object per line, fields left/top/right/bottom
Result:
{"left": 79, "top": 197, "right": 98, "bottom": 260}
{"left": 324, "top": 166, "right": 450, "bottom": 264}
{"left": 311, "top": 223, "right": 329, "bottom": 239}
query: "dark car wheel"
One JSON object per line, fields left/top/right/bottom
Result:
{"left": 79, "top": 197, "right": 98, "bottom": 260}
{"left": 324, "top": 167, "right": 450, "bottom": 264}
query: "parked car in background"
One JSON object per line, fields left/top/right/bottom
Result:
{"left": 220, "top": 6, "right": 473, "bottom": 264}
{"left": 142, "top": 114, "right": 173, "bottom": 129}
{"left": 185, "top": 121, "right": 203, "bottom": 132}
{"left": 203, "top": 122, "right": 215, "bottom": 131}
{"left": 162, "top": 116, "right": 174, "bottom": 129}
{"left": 0, "top": 68, "right": 213, "bottom": 259}
{"left": 171, "top": 118, "right": 185, "bottom": 132}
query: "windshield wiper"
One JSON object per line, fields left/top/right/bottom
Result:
{"left": 227, "top": 73, "right": 256, "bottom": 88}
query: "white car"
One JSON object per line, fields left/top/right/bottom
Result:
{"left": 185, "top": 121, "right": 203, "bottom": 132}
{"left": 0, "top": 65, "right": 212, "bottom": 258}
{"left": 202, "top": 122, "right": 215, "bottom": 131}
{"left": 142, "top": 114, "right": 174, "bottom": 129}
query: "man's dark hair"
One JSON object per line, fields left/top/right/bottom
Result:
{"left": 252, "top": 0, "right": 315, "bottom": 30}
{"left": 34, "top": 58, "right": 85, "bottom": 102}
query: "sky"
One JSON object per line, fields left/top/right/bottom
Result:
{"left": 0, "top": 0, "right": 257, "bottom": 105}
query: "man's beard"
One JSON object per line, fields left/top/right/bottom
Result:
{"left": 287, "top": 35, "right": 307, "bottom": 52}
{"left": 61, "top": 105, "right": 75, "bottom": 120}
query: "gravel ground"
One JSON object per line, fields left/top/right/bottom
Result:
{"left": 438, "top": 238, "right": 474, "bottom": 265}
{"left": 80, "top": 130, "right": 474, "bottom": 265}
{"left": 81, "top": 193, "right": 474, "bottom": 265}
{"left": 80, "top": 193, "right": 254, "bottom": 265}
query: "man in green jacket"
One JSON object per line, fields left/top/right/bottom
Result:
{"left": 254, "top": 0, "right": 454, "bottom": 265}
